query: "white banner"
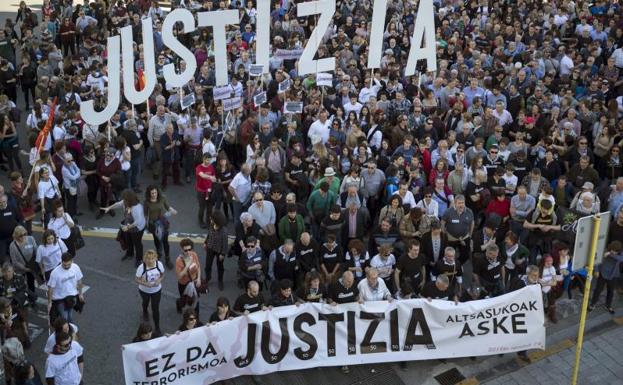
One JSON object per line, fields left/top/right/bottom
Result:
{"left": 213, "top": 85, "right": 232, "bottom": 101}
{"left": 274, "top": 48, "right": 304, "bottom": 60}
{"left": 316, "top": 72, "right": 334, "bottom": 87}
{"left": 284, "top": 101, "right": 304, "bottom": 114}
{"left": 122, "top": 286, "right": 545, "bottom": 385}
{"left": 222, "top": 97, "right": 242, "bottom": 111}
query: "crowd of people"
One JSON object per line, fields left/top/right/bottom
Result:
{"left": 0, "top": 0, "right": 620, "bottom": 383}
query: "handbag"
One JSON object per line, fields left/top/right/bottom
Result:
{"left": 116, "top": 229, "right": 128, "bottom": 250}
{"left": 71, "top": 226, "right": 85, "bottom": 250}
{"left": 184, "top": 259, "right": 208, "bottom": 294}
{"left": 13, "top": 240, "right": 44, "bottom": 284}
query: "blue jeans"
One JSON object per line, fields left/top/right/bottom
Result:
{"left": 55, "top": 300, "right": 73, "bottom": 324}
{"left": 130, "top": 152, "right": 143, "bottom": 188}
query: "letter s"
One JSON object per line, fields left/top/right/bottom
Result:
{"left": 162, "top": 9, "right": 197, "bottom": 87}
{"left": 80, "top": 35, "right": 120, "bottom": 125}
{"left": 296, "top": 0, "right": 335, "bottom": 75}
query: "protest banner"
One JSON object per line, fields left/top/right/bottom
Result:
{"left": 80, "top": 0, "right": 436, "bottom": 125}
{"left": 274, "top": 48, "right": 304, "bottom": 60}
{"left": 181, "top": 93, "right": 196, "bottom": 110}
{"left": 123, "top": 285, "right": 545, "bottom": 385}
{"left": 316, "top": 72, "right": 333, "bottom": 87}
{"left": 213, "top": 85, "right": 232, "bottom": 101}
{"left": 284, "top": 101, "right": 304, "bottom": 114}
{"left": 222, "top": 97, "right": 242, "bottom": 111}
{"left": 253, "top": 92, "right": 267, "bottom": 107}
{"left": 278, "top": 79, "right": 291, "bottom": 93}
{"left": 249, "top": 64, "right": 264, "bottom": 77}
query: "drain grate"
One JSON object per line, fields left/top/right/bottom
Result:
{"left": 434, "top": 368, "right": 466, "bottom": 385}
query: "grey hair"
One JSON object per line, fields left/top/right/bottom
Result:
{"left": 240, "top": 212, "right": 253, "bottom": 222}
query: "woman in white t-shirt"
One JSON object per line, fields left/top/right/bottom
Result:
{"left": 540, "top": 254, "right": 562, "bottom": 324}
{"left": 135, "top": 250, "right": 165, "bottom": 335}
{"left": 115, "top": 136, "right": 132, "bottom": 189}
{"left": 47, "top": 203, "right": 76, "bottom": 257}
{"left": 36, "top": 229, "right": 68, "bottom": 282}
{"left": 37, "top": 166, "right": 62, "bottom": 225}
{"left": 369, "top": 244, "right": 397, "bottom": 292}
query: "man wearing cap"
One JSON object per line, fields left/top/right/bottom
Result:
{"left": 313, "top": 167, "right": 341, "bottom": 196}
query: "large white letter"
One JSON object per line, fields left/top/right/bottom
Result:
{"left": 256, "top": 0, "right": 270, "bottom": 73}
{"left": 297, "top": 0, "right": 335, "bottom": 75}
{"left": 367, "top": 0, "right": 388, "bottom": 69}
{"left": 197, "top": 10, "right": 239, "bottom": 86}
{"left": 121, "top": 19, "right": 156, "bottom": 105}
{"left": 80, "top": 36, "right": 120, "bottom": 125}
{"left": 404, "top": 0, "right": 437, "bottom": 76}
{"left": 162, "top": 9, "right": 197, "bottom": 87}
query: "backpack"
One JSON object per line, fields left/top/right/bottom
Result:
{"left": 142, "top": 262, "right": 163, "bottom": 277}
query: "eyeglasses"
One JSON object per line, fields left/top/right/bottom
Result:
{"left": 183, "top": 248, "right": 192, "bottom": 252}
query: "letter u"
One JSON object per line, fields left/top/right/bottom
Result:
{"left": 80, "top": 36, "right": 121, "bottom": 125}
{"left": 121, "top": 19, "right": 156, "bottom": 104}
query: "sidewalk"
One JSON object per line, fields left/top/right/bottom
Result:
{"left": 483, "top": 325, "right": 623, "bottom": 385}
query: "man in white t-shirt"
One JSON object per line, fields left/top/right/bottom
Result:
{"left": 45, "top": 331, "right": 84, "bottom": 385}
{"left": 48, "top": 253, "right": 84, "bottom": 324}
{"left": 307, "top": 110, "right": 331, "bottom": 144}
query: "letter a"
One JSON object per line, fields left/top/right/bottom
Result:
{"left": 80, "top": 36, "right": 120, "bottom": 125}
{"left": 121, "top": 20, "right": 156, "bottom": 105}
{"left": 404, "top": 0, "right": 436, "bottom": 76}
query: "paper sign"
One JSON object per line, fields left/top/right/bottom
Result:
{"left": 278, "top": 79, "right": 291, "bottom": 93}
{"left": 284, "top": 101, "right": 303, "bottom": 114}
{"left": 213, "top": 85, "right": 232, "bottom": 101}
{"left": 222, "top": 97, "right": 242, "bottom": 111}
{"left": 225, "top": 111, "right": 235, "bottom": 129}
{"left": 274, "top": 48, "right": 304, "bottom": 60}
{"left": 181, "top": 93, "right": 195, "bottom": 110}
{"left": 316, "top": 72, "right": 333, "bottom": 87}
{"left": 249, "top": 64, "right": 264, "bottom": 77}
{"left": 253, "top": 92, "right": 267, "bottom": 107}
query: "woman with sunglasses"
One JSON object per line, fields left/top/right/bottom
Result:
{"left": 175, "top": 238, "right": 202, "bottom": 314}
{"left": 178, "top": 308, "right": 203, "bottom": 331}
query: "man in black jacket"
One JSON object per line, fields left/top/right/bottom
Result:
{"left": 0, "top": 193, "right": 21, "bottom": 264}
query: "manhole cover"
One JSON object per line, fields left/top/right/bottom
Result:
{"left": 434, "top": 368, "right": 466, "bottom": 385}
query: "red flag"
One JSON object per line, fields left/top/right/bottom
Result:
{"left": 34, "top": 97, "right": 58, "bottom": 151}
{"left": 137, "top": 69, "right": 146, "bottom": 91}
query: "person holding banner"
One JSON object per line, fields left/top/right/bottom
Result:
{"left": 233, "top": 279, "right": 267, "bottom": 315}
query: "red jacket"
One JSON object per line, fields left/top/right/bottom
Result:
{"left": 485, "top": 197, "right": 511, "bottom": 219}
{"left": 195, "top": 163, "right": 215, "bottom": 194}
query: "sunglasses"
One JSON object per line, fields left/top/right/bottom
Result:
{"left": 183, "top": 248, "right": 192, "bottom": 252}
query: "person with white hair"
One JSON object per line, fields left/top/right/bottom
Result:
{"left": 574, "top": 191, "right": 600, "bottom": 215}
{"left": 357, "top": 268, "right": 392, "bottom": 302}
